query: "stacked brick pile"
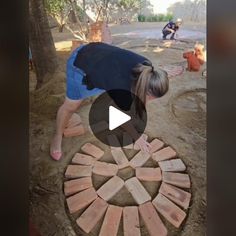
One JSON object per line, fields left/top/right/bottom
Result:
{"left": 88, "top": 21, "right": 112, "bottom": 44}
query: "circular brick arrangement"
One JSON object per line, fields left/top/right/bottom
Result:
{"left": 171, "top": 89, "right": 206, "bottom": 138}
{"left": 64, "top": 134, "right": 192, "bottom": 236}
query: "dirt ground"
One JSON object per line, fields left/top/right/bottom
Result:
{"left": 30, "top": 22, "right": 206, "bottom": 236}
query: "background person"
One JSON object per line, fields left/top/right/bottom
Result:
{"left": 162, "top": 18, "right": 182, "bottom": 40}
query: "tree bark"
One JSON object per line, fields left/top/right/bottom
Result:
{"left": 29, "top": 0, "right": 58, "bottom": 89}
{"left": 58, "top": 24, "right": 65, "bottom": 32}
{"left": 68, "top": 10, "right": 78, "bottom": 23}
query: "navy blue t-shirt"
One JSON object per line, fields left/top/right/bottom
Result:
{"left": 163, "top": 21, "right": 179, "bottom": 32}
{"left": 73, "top": 42, "right": 148, "bottom": 91}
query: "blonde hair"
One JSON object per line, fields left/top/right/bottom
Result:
{"left": 132, "top": 61, "right": 169, "bottom": 116}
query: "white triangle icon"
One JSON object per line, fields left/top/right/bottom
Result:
{"left": 109, "top": 106, "right": 131, "bottom": 131}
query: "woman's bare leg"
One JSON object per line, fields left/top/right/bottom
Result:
{"left": 50, "top": 97, "right": 83, "bottom": 160}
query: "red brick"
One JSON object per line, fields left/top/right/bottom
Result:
{"left": 159, "top": 182, "right": 191, "bottom": 210}
{"left": 81, "top": 143, "right": 104, "bottom": 159}
{"left": 64, "top": 177, "right": 92, "bottom": 196}
{"left": 65, "top": 165, "right": 92, "bottom": 178}
{"left": 66, "top": 187, "right": 97, "bottom": 214}
{"left": 136, "top": 167, "right": 162, "bottom": 181}
{"left": 93, "top": 161, "right": 118, "bottom": 176}
{"left": 152, "top": 146, "right": 177, "bottom": 162}
{"left": 139, "top": 202, "right": 167, "bottom": 236}
{"left": 76, "top": 198, "right": 108, "bottom": 233}
{"left": 89, "top": 120, "right": 108, "bottom": 134}
{"left": 111, "top": 148, "right": 129, "bottom": 169}
{"left": 129, "top": 151, "right": 150, "bottom": 168}
{"left": 97, "top": 176, "right": 124, "bottom": 201}
{"left": 159, "top": 159, "right": 186, "bottom": 172}
{"left": 99, "top": 205, "right": 122, "bottom": 236}
{"left": 66, "top": 113, "right": 82, "bottom": 128}
{"left": 162, "top": 172, "right": 191, "bottom": 188}
{"left": 133, "top": 134, "right": 148, "bottom": 150}
{"left": 72, "top": 153, "right": 95, "bottom": 166}
{"left": 123, "top": 132, "right": 133, "bottom": 149}
{"left": 64, "top": 124, "right": 85, "bottom": 137}
{"left": 123, "top": 206, "right": 141, "bottom": 236}
{"left": 149, "top": 138, "right": 165, "bottom": 153}
{"left": 125, "top": 177, "right": 151, "bottom": 204}
{"left": 88, "top": 21, "right": 112, "bottom": 44}
{"left": 152, "top": 193, "right": 186, "bottom": 228}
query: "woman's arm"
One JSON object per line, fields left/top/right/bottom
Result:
{"left": 166, "top": 27, "right": 175, "bottom": 33}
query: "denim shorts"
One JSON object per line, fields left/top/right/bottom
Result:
{"left": 66, "top": 45, "right": 105, "bottom": 100}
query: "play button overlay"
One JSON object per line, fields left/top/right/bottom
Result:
{"left": 89, "top": 89, "right": 147, "bottom": 147}
{"left": 109, "top": 106, "right": 131, "bottom": 130}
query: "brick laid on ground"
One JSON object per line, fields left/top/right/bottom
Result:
{"left": 72, "top": 153, "right": 96, "bottom": 166}
{"left": 97, "top": 176, "right": 124, "bottom": 201}
{"left": 152, "top": 146, "right": 177, "bottom": 162}
{"left": 129, "top": 151, "right": 150, "bottom": 168}
{"left": 111, "top": 148, "right": 129, "bottom": 169}
{"left": 65, "top": 165, "right": 92, "bottom": 178}
{"left": 81, "top": 143, "right": 104, "bottom": 159}
{"left": 159, "top": 159, "right": 186, "bottom": 172}
{"left": 66, "top": 187, "right": 97, "bottom": 214}
{"left": 139, "top": 202, "right": 167, "bottom": 236}
{"left": 125, "top": 177, "right": 151, "bottom": 204}
{"left": 149, "top": 138, "right": 165, "bottom": 153}
{"left": 152, "top": 193, "right": 186, "bottom": 228}
{"left": 93, "top": 161, "right": 118, "bottom": 176}
{"left": 77, "top": 198, "right": 108, "bottom": 234}
{"left": 99, "top": 205, "right": 122, "bottom": 236}
{"left": 64, "top": 177, "right": 93, "bottom": 196}
{"left": 123, "top": 132, "right": 134, "bottom": 149}
{"left": 159, "top": 182, "right": 191, "bottom": 210}
{"left": 123, "top": 206, "right": 141, "bottom": 236}
{"left": 133, "top": 134, "right": 148, "bottom": 150}
{"left": 162, "top": 172, "right": 191, "bottom": 188}
{"left": 136, "top": 167, "right": 162, "bottom": 182}
{"left": 64, "top": 124, "right": 85, "bottom": 137}
{"left": 66, "top": 113, "right": 82, "bottom": 128}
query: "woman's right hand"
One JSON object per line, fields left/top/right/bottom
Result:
{"left": 135, "top": 136, "right": 151, "bottom": 153}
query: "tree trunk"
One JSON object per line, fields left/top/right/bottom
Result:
{"left": 29, "top": 0, "right": 58, "bottom": 89}
{"left": 58, "top": 24, "right": 65, "bottom": 32}
{"left": 82, "top": 0, "right": 86, "bottom": 23}
{"left": 68, "top": 10, "right": 77, "bottom": 23}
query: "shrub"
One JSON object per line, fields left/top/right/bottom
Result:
{"left": 137, "top": 13, "right": 174, "bottom": 22}
{"left": 138, "top": 14, "right": 146, "bottom": 22}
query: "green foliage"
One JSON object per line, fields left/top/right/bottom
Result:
{"left": 137, "top": 14, "right": 146, "bottom": 22}
{"left": 165, "top": 13, "right": 174, "bottom": 21}
{"left": 138, "top": 13, "right": 173, "bottom": 22}
{"left": 118, "top": 0, "right": 141, "bottom": 10}
{"left": 44, "top": 0, "right": 69, "bottom": 16}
